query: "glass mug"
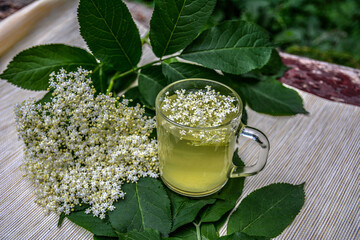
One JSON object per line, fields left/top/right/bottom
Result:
{"left": 155, "top": 79, "right": 269, "bottom": 197}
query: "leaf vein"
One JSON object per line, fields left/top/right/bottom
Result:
{"left": 242, "top": 188, "right": 297, "bottom": 232}
{"left": 249, "top": 84, "right": 294, "bottom": 108}
{"left": 2, "top": 62, "right": 97, "bottom": 77}
{"left": 89, "top": 0, "right": 134, "bottom": 68}
{"left": 135, "top": 183, "right": 145, "bottom": 231}
{"left": 161, "top": 0, "right": 187, "bottom": 57}
{"left": 182, "top": 47, "right": 271, "bottom": 57}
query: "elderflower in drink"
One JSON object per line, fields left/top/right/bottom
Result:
{"left": 156, "top": 83, "right": 241, "bottom": 196}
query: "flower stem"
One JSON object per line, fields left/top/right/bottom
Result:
{"left": 106, "top": 75, "right": 115, "bottom": 95}
{"left": 106, "top": 68, "right": 136, "bottom": 95}
{"left": 105, "top": 54, "right": 179, "bottom": 94}
{"left": 193, "top": 222, "right": 202, "bottom": 240}
{"left": 93, "top": 62, "right": 103, "bottom": 73}
{"left": 141, "top": 31, "right": 151, "bottom": 46}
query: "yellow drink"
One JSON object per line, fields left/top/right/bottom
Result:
{"left": 157, "top": 89, "right": 239, "bottom": 196}
{"left": 157, "top": 117, "right": 237, "bottom": 195}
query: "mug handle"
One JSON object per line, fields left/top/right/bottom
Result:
{"left": 230, "top": 126, "right": 270, "bottom": 177}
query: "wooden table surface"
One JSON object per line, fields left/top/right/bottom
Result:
{"left": 0, "top": 1, "right": 359, "bottom": 239}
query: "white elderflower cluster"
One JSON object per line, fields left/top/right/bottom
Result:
{"left": 160, "top": 86, "right": 240, "bottom": 145}
{"left": 161, "top": 86, "right": 238, "bottom": 128}
{"left": 14, "top": 68, "right": 158, "bottom": 219}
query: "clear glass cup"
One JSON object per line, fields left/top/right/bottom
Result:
{"left": 156, "top": 79, "right": 269, "bottom": 197}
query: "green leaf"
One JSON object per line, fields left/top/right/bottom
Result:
{"left": 170, "top": 224, "right": 197, "bottom": 240}
{"left": 257, "top": 49, "right": 288, "bottom": 77}
{"left": 200, "top": 223, "right": 218, "bottom": 240}
{"left": 66, "top": 211, "right": 117, "bottom": 237}
{"left": 214, "top": 212, "right": 228, "bottom": 234}
{"left": 91, "top": 63, "right": 115, "bottom": 95}
{"left": 150, "top": 0, "right": 216, "bottom": 58}
{"left": 93, "top": 236, "right": 117, "bottom": 240}
{"left": 73, "top": 203, "right": 91, "bottom": 212}
{"left": 123, "top": 87, "right": 148, "bottom": 107}
{"left": 169, "top": 223, "right": 218, "bottom": 240}
{"left": 91, "top": 62, "right": 131, "bottom": 95}
{"left": 162, "top": 62, "right": 228, "bottom": 83}
{"left": 111, "top": 72, "right": 137, "bottom": 95}
{"left": 117, "top": 228, "right": 162, "bottom": 240}
{"left": 200, "top": 180, "right": 244, "bottom": 223}
{"left": 78, "top": 0, "right": 142, "bottom": 72}
{"left": 180, "top": 20, "right": 273, "bottom": 75}
{"left": 241, "top": 104, "right": 248, "bottom": 125}
{"left": 227, "top": 183, "right": 306, "bottom": 238}
{"left": 219, "top": 232, "right": 268, "bottom": 240}
{"left": 167, "top": 189, "right": 216, "bottom": 232}
{"left": 57, "top": 213, "right": 66, "bottom": 228}
{"left": 0, "top": 44, "right": 97, "bottom": 90}
{"left": 108, "top": 178, "right": 172, "bottom": 237}
{"left": 123, "top": 87, "right": 155, "bottom": 117}
{"left": 232, "top": 148, "right": 245, "bottom": 167}
{"left": 138, "top": 66, "right": 168, "bottom": 107}
{"left": 233, "top": 79, "right": 308, "bottom": 115}
{"left": 36, "top": 91, "right": 53, "bottom": 105}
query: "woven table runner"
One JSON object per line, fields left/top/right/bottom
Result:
{"left": 0, "top": 1, "right": 359, "bottom": 239}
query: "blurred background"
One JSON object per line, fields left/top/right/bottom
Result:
{"left": 0, "top": 0, "right": 34, "bottom": 19}
{"left": 1, "top": 0, "right": 359, "bottom": 69}
{"left": 133, "top": 0, "right": 360, "bottom": 69}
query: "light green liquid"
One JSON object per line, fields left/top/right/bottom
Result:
{"left": 157, "top": 115, "right": 237, "bottom": 196}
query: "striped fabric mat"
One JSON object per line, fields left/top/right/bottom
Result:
{"left": 0, "top": 0, "right": 359, "bottom": 239}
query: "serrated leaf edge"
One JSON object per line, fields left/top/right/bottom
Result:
{"left": 243, "top": 183, "right": 304, "bottom": 232}
{"left": 77, "top": 0, "right": 140, "bottom": 69}
{"left": 0, "top": 44, "right": 97, "bottom": 91}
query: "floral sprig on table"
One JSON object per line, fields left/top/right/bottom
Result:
{"left": 15, "top": 68, "right": 158, "bottom": 219}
